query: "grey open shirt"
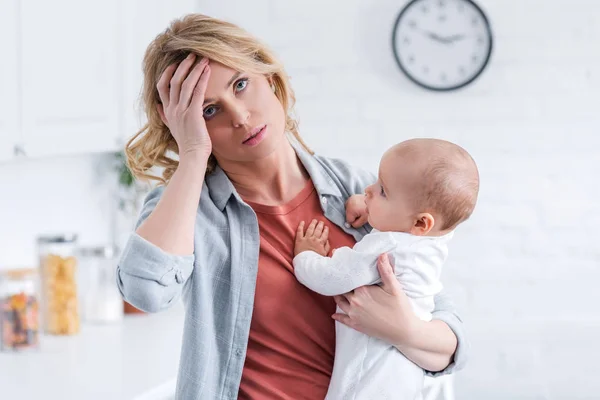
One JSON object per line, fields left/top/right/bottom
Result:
{"left": 117, "top": 138, "right": 469, "bottom": 400}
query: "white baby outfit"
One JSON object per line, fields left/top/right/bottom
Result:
{"left": 293, "top": 229, "right": 453, "bottom": 400}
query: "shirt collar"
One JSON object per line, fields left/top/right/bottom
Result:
{"left": 205, "top": 135, "right": 342, "bottom": 211}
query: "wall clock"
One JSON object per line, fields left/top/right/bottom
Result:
{"left": 392, "top": 0, "right": 493, "bottom": 91}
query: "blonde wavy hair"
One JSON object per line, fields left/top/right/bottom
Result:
{"left": 125, "top": 13, "right": 312, "bottom": 185}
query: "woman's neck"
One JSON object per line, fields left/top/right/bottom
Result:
{"left": 219, "top": 139, "right": 310, "bottom": 206}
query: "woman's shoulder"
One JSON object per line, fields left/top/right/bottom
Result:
{"left": 312, "top": 153, "right": 376, "bottom": 195}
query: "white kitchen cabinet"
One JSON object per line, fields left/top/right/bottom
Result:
{"left": 19, "top": 0, "right": 121, "bottom": 158}
{"left": 120, "top": 0, "right": 196, "bottom": 147}
{"left": 2, "top": 1, "right": 196, "bottom": 161}
{"left": 0, "top": 0, "right": 19, "bottom": 162}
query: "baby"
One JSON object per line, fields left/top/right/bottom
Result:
{"left": 293, "top": 138, "right": 479, "bottom": 400}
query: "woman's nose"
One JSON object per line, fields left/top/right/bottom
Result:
{"left": 230, "top": 103, "right": 250, "bottom": 127}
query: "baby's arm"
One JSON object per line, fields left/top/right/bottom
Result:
{"left": 293, "top": 247, "right": 376, "bottom": 296}
{"left": 293, "top": 228, "right": 398, "bottom": 296}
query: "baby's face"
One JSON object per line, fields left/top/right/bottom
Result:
{"left": 364, "top": 151, "right": 420, "bottom": 233}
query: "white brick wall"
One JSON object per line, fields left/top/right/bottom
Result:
{"left": 0, "top": 0, "right": 598, "bottom": 398}
{"left": 186, "top": 1, "right": 600, "bottom": 398}
{"left": 0, "top": 153, "right": 118, "bottom": 266}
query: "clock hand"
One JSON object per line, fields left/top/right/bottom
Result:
{"left": 422, "top": 31, "right": 465, "bottom": 45}
{"left": 443, "top": 34, "right": 466, "bottom": 43}
{"left": 423, "top": 30, "right": 446, "bottom": 43}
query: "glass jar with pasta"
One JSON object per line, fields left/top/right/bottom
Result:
{"left": 37, "top": 234, "right": 80, "bottom": 335}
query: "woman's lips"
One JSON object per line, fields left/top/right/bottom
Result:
{"left": 243, "top": 125, "right": 267, "bottom": 146}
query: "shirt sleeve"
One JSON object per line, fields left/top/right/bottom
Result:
{"left": 426, "top": 291, "right": 470, "bottom": 376}
{"left": 116, "top": 186, "right": 195, "bottom": 313}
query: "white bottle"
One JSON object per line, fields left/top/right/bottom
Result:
{"left": 79, "top": 246, "right": 123, "bottom": 324}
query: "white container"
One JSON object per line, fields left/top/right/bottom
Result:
{"left": 79, "top": 246, "right": 123, "bottom": 324}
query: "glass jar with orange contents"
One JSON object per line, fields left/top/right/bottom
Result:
{"left": 0, "top": 268, "right": 40, "bottom": 351}
{"left": 37, "top": 234, "right": 80, "bottom": 335}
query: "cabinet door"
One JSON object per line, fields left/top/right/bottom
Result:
{"left": 120, "top": 0, "right": 196, "bottom": 147}
{"left": 0, "top": 0, "right": 19, "bottom": 162}
{"left": 20, "top": 0, "right": 121, "bottom": 158}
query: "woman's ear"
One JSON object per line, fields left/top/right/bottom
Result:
{"left": 410, "top": 213, "right": 435, "bottom": 236}
{"left": 267, "top": 76, "right": 276, "bottom": 92}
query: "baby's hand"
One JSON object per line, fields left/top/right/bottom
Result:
{"left": 294, "top": 219, "right": 331, "bottom": 257}
{"left": 345, "top": 194, "right": 369, "bottom": 228}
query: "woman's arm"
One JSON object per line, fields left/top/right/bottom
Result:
{"left": 393, "top": 317, "right": 457, "bottom": 373}
{"left": 136, "top": 155, "right": 206, "bottom": 254}
{"left": 117, "top": 157, "right": 206, "bottom": 312}
{"left": 117, "top": 54, "right": 213, "bottom": 312}
{"left": 332, "top": 253, "right": 467, "bottom": 374}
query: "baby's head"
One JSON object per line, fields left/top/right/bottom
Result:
{"left": 364, "top": 139, "right": 479, "bottom": 236}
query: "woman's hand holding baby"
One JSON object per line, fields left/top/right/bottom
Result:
{"left": 294, "top": 220, "right": 331, "bottom": 257}
{"left": 332, "top": 253, "right": 456, "bottom": 371}
{"left": 333, "top": 253, "right": 420, "bottom": 347}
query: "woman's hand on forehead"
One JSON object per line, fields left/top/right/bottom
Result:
{"left": 156, "top": 53, "right": 213, "bottom": 161}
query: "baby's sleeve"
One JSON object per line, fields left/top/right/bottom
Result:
{"left": 293, "top": 233, "right": 397, "bottom": 296}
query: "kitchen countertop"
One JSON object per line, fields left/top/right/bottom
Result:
{"left": 0, "top": 305, "right": 184, "bottom": 400}
{"left": 0, "top": 303, "right": 455, "bottom": 400}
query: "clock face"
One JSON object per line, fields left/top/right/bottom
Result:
{"left": 392, "top": 0, "right": 493, "bottom": 91}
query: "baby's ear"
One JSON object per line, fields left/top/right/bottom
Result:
{"left": 410, "top": 213, "right": 435, "bottom": 236}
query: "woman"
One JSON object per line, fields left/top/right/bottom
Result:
{"left": 118, "top": 14, "right": 467, "bottom": 400}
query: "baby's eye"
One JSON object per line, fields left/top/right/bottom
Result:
{"left": 380, "top": 185, "right": 386, "bottom": 197}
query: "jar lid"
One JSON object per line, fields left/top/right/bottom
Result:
{"left": 78, "top": 245, "right": 116, "bottom": 259}
{"left": 37, "top": 234, "right": 78, "bottom": 244}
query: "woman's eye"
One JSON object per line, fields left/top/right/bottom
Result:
{"left": 203, "top": 105, "right": 218, "bottom": 119}
{"left": 235, "top": 78, "right": 248, "bottom": 92}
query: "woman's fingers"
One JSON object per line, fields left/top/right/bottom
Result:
{"left": 156, "top": 63, "right": 177, "bottom": 109}
{"left": 377, "top": 253, "right": 400, "bottom": 295}
{"left": 169, "top": 53, "right": 197, "bottom": 106}
{"left": 190, "top": 63, "right": 211, "bottom": 110}
{"left": 333, "top": 295, "right": 351, "bottom": 313}
{"left": 180, "top": 57, "right": 209, "bottom": 109}
{"left": 331, "top": 312, "right": 354, "bottom": 328}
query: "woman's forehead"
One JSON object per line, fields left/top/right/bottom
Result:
{"left": 203, "top": 62, "right": 240, "bottom": 101}
{"left": 206, "top": 62, "right": 237, "bottom": 86}
{"left": 205, "top": 62, "right": 263, "bottom": 94}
